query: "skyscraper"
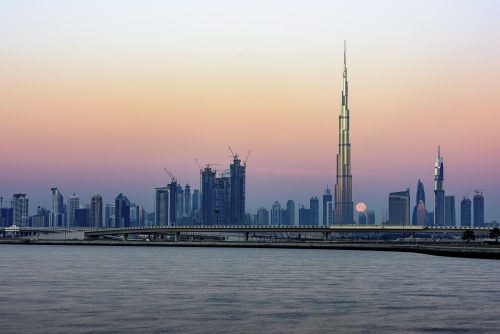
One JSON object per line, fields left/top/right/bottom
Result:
{"left": 68, "top": 193, "right": 80, "bottom": 228}
{"left": 115, "top": 193, "right": 131, "bottom": 228}
{"left": 105, "top": 203, "right": 115, "bottom": 227}
{"left": 271, "top": 201, "right": 282, "bottom": 225}
{"left": 192, "top": 189, "right": 200, "bottom": 213}
{"left": 155, "top": 187, "right": 170, "bottom": 226}
{"left": 286, "top": 200, "right": 295, "bottom": 226}
{"left": 334, "top": 41, "right": 353, "bottom": 225}
{"left": 299, "top": 205, "right": 311, "bottom": 226}
{"left": 256, "top": 207, "right": 269, "bottom": 225}
{"left": 214, "top": 174, "right": 231, "bottom": 225}
{"left": 434, "top": 146, "right": 445, "bottom": 226}
{"left": 388, "top": 189, "right": 410, "bottom": 226}
{"left": 74, "top": 207, "right": 90, "bottom": 227}
{"left": 50, "top": 187, "right": 65, "bottom": 227}
{"left": 184, "top": 183, "right": 191, "bottom": 217}
{"left": 201, "top": 166, "right": 216, "bottom": 225}
{"left": 310, "top": 197, "right": 319, "bottom": 226}
{"left": 366, "top": 210, "right": 375, "bottom": 225}
{"left": 167, "top": 180, "right": 178, "bottom": 225}
{"left": 460, "top": 197, "right": 472, "bottom": 227}
{"left": 12, "top": 193, "right": 29, "bottom": 226}
{"left": 90, "top": 194, "right": 103, "bottom": 228}
{"left": 412, "top": 180, "right": 426, "bottom": 225}
{"left": 230, "top": 155, "right": 246, "bottom": 225}
{"left": 473, "top": 191, "right": 485, "bottom": 227}
{"left": 322, "top": 186, "right": 333, "bottom": 226}
{"left": 444, "top": 195, "right": 456, "bottom": 227}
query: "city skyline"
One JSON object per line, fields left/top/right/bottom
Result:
{"left": 1, "top": 1, "right": 499, "bottom": 221}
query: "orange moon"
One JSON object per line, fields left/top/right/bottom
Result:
{"left": 355, "top": 202, "right": 367, "bottom": 213}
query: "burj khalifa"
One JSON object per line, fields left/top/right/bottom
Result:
{"left": 334, "top": 41, "right": 354, "bottom": 225}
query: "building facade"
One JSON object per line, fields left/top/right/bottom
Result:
{"left": 388, "top": 189, "right": 410, "bottom": 226}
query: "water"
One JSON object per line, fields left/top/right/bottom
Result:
{"left": 1, "top": 245, "right": 499, "bottom": 334}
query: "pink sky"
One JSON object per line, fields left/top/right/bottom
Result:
{"left": 1, "top": 1, "right": 499, "bottom": 222}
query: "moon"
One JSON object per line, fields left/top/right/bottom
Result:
{"left": 355, "top": 202, "right": 367, "bottom": 213}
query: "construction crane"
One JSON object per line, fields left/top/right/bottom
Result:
{"left": 195, "top": 158, "right": 203, "bottom": 172}
{"left": 228, "top": 146, "right": 239, "bottom": 160}
{"left": 244, "top": 150, "right": 252, "bottom": 165}
{"left": 163, "top": 168, "right": 177, "bottom": 183}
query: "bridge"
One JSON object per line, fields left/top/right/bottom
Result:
{"left": 1, "top": 225, "right": 491, "bottom": 241}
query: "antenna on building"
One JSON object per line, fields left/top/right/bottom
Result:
{"left": 344, "top": 40, "right": 347, "bottom": 65}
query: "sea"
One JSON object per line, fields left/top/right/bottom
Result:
{"left": 1, "top": 244, "right": 499, "bottom": 333}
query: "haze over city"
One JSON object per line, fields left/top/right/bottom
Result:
{"left": 1, "top": 0, "right": 499, "bottom": 222}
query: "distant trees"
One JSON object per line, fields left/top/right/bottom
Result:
{"left": 462, "top": 230, "right": 476, "bottom": 243}
{"left": 489, "top": 228, "right": 500, "bottom": 243}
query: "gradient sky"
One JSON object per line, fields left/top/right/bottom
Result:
{"left": 1, "top": 0, "right": 499, "bottom": 223}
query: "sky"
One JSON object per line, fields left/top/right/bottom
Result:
{"left": 1, "top": 0, "right": 499, "bottom": 223}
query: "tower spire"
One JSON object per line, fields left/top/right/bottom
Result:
{"left": 344, "top": 40, "right": 346, "bottom": 66}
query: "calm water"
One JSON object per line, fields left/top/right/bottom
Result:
{"left": 0, "top": 245, "right": 499, "bottom": 334}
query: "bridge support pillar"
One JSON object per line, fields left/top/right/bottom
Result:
{"left": 323, "top": 232, "right": 331, "bottom": 241}
{"left": 123, "top": 233, "right": 128, "bottom": 241}
{"left": 175, "top": 232, "right": 180, "bottom": 242}
{"left": 244, "top": 232, "right": 249, "bottom": 242}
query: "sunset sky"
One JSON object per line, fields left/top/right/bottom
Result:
{"left": 1, "top": 0, "right": 499, "bottom": 223}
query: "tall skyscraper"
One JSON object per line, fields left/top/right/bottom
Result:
{"left": 74, "top": 207, "right": 90, "bottom": 227}
{"left": 68, "top": 193, "right": 80, "bottom": 228}
{"left": 192, "top": 189, "right": 200, "bottom": 213}
{"left": 201, "top": 166, "right": 216, "bottom": 225}
{"left": 90, "top": 194, "right": 103, "bottom": 228}
{"left": 12, "top": 193, "right": 29, "bottom": 226}
{"left": 155, "top": 187, "right": 170, "bottom": 226}
{"left": 230, "top": 155, "right": 246, "bottom": 225}
{"left": 327, "top": 201, "right": 334, "bottom": 225}
{"left": 50, "top": 187, "right": 65, "bottom": 227}
{"left": 460, "top": 197, "right": 472, "bottom": 227}
{"left": 366, "top": 210, "right": 375, "bottom": 225}
{"left": 434, "top": 146, "right": 445, "bottom": 226}
{"left": 322, "top": 186, "right": 333, "bottom": 226}
{"left": 310, "top": 197, "right": 319, "bottom": 226}
{"left": 115, "top": 193, "right": 131, "bottom": 228}
{"left": 286, "top": 200, "right": 295, "bottom": 226}
{"left": 444, "top": 195, "right": 456, "bottom": 227}
{"left": 334, "top": 41, "right": 353, "bottom": 225}
{"left": 105, "top": 203, "right": 115, "bottom": 228}
{"left": 167, "top": 180, "right": 178, "bottom": 225}
{"left": 388, "top": 189, "right": 410, "bottom": 226}
{"left": 473, "top": 191, "right": 485, "bottom": 227}
{"left": 271, "top": 201, "right": 282, "bottom": 225}
{"left": 184, "top": 183, "right": 191, "bottom": 217}
{"left": 176, "top": 186, "right": 184, "bottom": 220}
{"left": 214, "top": 174, "right": 231, "bottom": 225}
{"left": 412, "top": 180, "right": 427, "bottom": 225}
{"left": 299, "top": 205, "right": 311, "bottom": 226}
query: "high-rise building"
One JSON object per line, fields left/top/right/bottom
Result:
{"left": 0, "top": 207, "right": 13, "bottom": 227}
{"left": 388, "top": 189, "right": 410, "bottom": 225}
{"left": 50, "top": 187, "right": 65, "bottom": 227}
{"left": 310, "top": 197, "right": 319, "bottom": 226}
{"left": 434, "top": 146, "right": 445, "bottom": 226}
{"left": 412, "top": 180, "right": 426, "bottom": 225}
{"left": 271, "top": 201, "right": 282, "bottom": 225}
{"left": 444, "top": 195, "right": 456, "bottom": 227}
{"left": 358, "top": 212, "right": 367, "bottom": 225}
{"left": 176, "top": 186, "right": 184, "bottom": 220}
{"left": 12, "top": 193, "right": 29, "bottom": 226}
{"left": 322, "top": 186, "right": 333, "bottom": 226}
{"left": 230, "top": 155, "right": 246, "bottom": 225}
{"left": 256, "top": 207, "right": 269, "bottom": 225}
{"left": 167, "top": 180, "right": 179, "bottom": 225}
{"left": 155, "top": 187, "right": 170, "bottom": 226}
{"left": 214, "top": 174, "right": 231, "bottom": 225}
{"left": 184, "top": 183, "right": 191, "bottom": 217}
{"left": 299, "top": 205, "right": 311, "bottom": 226}
{"left": 473, "top": 192, "right": 485, "bottom": 227}
{"left": 334, "top": 41, "right": 354, "bottom": 225}
{"left": 74, "top": 207, "right": 90, "bottom": 227}
{"left": 115, "top": 193, "right": 131, "bottom": 228}
{"left": 286, "top": 200, "right": 295, "bottom": 226}
{"left": 366, "top": 210, "right": 375, "bottom": 225}
{"left": 192, "top": 189, "right": 200, "bottom": 213}
{"left": 460, "top": 197, "right": 472, "bottom": 227}
{"left": 105, "top": 203, "right": 115, "bottom": 227}
{"left": 90, "top": 194, "right": 103, "bottom": 228}
{"left": 68, "top": 193, "right": 80, "bottom": 228}
{"left": 416, "top": 201, "right": 427, "bottom": 226}
{"left": 327, "top": 201, "right": 334, "bottom": 225}
{"left": 201, "top": 166, "right": 216, "bottom": 225}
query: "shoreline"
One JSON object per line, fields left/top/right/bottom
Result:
{"left": 1, "top": 239, "right": 499, "bottom": 260}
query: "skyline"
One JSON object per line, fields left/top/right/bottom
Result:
{"left": 1, "top": 1, "right": 500, "bottom": 221}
